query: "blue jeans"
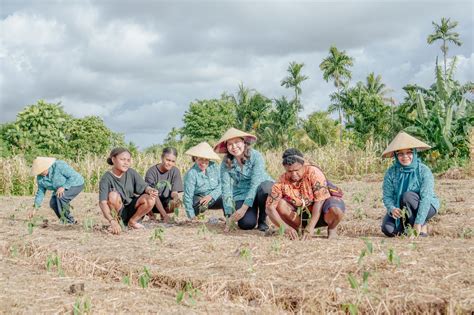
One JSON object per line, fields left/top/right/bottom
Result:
{"left": 49, "top": 184, "right": 83, "bottom": 223}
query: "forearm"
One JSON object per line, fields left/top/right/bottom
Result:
{"left": 99, "top": 201, "right": 116, "bottom": 222}
{"left": 306, "top": 201, "right": 323, "bottom": 231}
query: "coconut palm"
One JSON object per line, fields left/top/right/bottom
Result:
{"left": 364, "top": 72, "right": 394, "bottom": 104}
{"left": 427, "top": 17, "right": 462, "bottom": 77}
{"left": 280, "top": 61, "right": 308, "bottom": 111}
{"left": 320, "top": 46, "right": 354, "bottom": 141}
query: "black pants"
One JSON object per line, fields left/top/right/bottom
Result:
{"left": 193, "top": 196, "right": 224, "bottom": 216}
{"left": 49, "top": 184, "right": 83, "bottom": 223}
{"left": 235, "top": 180, "right": 273, "bottom": 230}
{"left": 381, "top": 191, "right": 437, "bottom": 237}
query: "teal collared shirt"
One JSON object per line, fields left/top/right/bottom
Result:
{"left": 183, "top": 161, "right": 221, "bottom": 218}
{"left": 34, "top": 161, "right": 84, "bottom": 208}
{"left": 220, "top": 149, "right": 273, "bottom": 216}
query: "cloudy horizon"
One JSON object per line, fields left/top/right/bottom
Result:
{"left": 1, "top": 0, "right": 472, "bottom": 149}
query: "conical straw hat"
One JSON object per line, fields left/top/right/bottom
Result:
{"left": 382, "top": 131, "right": 431, "bottom": 158}
{"left": 213, "top": 127, "right": 257, "bottom": 154}
{"left": 185, "top": 142, "right": 221, "bottom": 161}
{"left": 31, "top": 157, "right": 56, "bottom": 176}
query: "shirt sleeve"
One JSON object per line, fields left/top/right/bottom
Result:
{"left": 58, "top": 161, "right": 84, "bottom": 189}
{"left": 310, "top": 168, "right": 330, "bottom": 201}
{"left": 382, "top": 168, "right": 397, "bottom": 215}
{"left": 415, "top": 166, "right": 435, "bottom": 225}
{"left": 220, "top": 162, "right": 234, "bottom": 216}
{"left": 132, "top": 169, "right": 148, "bottom": 195}
{"left": 98, "top": 174, "right": 110, "bottom": 202}
{"left": 208, "top": 163, "right": 222, "bottom": 202}
{"left": 172, "top": 167, "right": 184, "bottom": 193}
{"left": 243, "top": 151, "right": 266, "bottom": 207}
{"left": 266, "top": 181, "right": 283, "bottom": 208}
{"left": 33, "top": 181, "right": 46, "bottom": 208}
{"left": 183, "top": 170, "right": 197, "bottom": 219}
{"left": 144, "top": 167, "right": 156, "bottom": 187}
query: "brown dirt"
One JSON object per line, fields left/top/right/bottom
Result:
{"left": 0, "top": 179, "right": 473, "bottom": 314}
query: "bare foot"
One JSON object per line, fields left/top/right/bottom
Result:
{"left": 128, "top": 221, "right": 145, "bottom": 229}
{"left": 327, "top": 228, "right": 338, "bottom": 239}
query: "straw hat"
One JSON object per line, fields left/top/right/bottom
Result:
{"left": 185, "top": 142, "right": 221, "bottom": 161}
{"left": 213, "top": 127, "right": 257, "bottom": 154}
{"left": 382, "top": 131, "right": 431, "bottom": 158}
{"left": 31, "top": 157, "right": 56, "bottom": 176}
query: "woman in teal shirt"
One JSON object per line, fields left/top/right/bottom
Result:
{"left": 183, "top": 142, "right": 223, "bottom": 219}
{"left": 214, "top": 128, "right": 273, "bottom": 232}
{"left": 30, "top": 157, "right": 84, "bottom": 224}
{"left": 381, "top": 132, "right": 440, "bottom": 237}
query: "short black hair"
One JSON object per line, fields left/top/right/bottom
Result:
{"left": 162, "top": 147, "right": 178, "bottom": 157}
{"left": 282, "top": 148, "right": 305, "bottom": 166}
{"left": 107, "top": 147, "right": 131, "bottom": 165}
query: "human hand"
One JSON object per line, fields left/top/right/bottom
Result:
{"left": 231, "top": 207, "right": 247, "bottom": 222}
{"left": 413, "top": 224, "right": 422, "bottom": 235}
{"left": 56, "top": 187, "right": 65, "bottom": 198}
{"left": 285, "top": 226, "right": 299, "bottom": 240}
{"left": 199, "top": 195, "right": 212, "bottom": 206}
{"left": 27, "top": 208, "right": 37, "bottom": 220}
{"left": 391, "top": 208, "right": 402, "bottom": 219}
{"left": 109, "top": 220, "right": 122, "bottom": 235}
{"left": 301, "top": 228, "right": 313, "bottom": 241}
{"left": 146, "top": 187, "right": 158, "bottom": 198}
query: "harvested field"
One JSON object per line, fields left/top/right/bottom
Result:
{"left": 0, "top": 179, "right": 473, "bottom": 314}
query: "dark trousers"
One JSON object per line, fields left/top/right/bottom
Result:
{"left": 49, "top": 184, "right": 83, "bottom": 223}
{"left": 235, "top": 180, "right": 273, "bottom": 230}
{"left": 381, "top": 191, "right": 437, "bottom": 237}
{"left": 193, "top": 196, "right": 224, "bottom": 216}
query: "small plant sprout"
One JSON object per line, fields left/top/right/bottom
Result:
{"left": 83, "top": 217, "right": 95, "bottom": 232}
{"left": 176, "top": 282, "right": 200, "bottom": 305}
{"left": 342, "top": 303, "right": 358, "bottom": 315}
{"left": 139, "top": 266, "right": 151, "bottom": 288}
{"left": 278, "top": 224, "right": 286, "bottom": 237}
{"left": 197, "top": 223, "right": 209, "bottom": 236}
{"left": 46, "top": 254, "right": 64, "bottom": 276}
{"left": 387, "top": 248, "right": 401, "bottom": 267}
{"left": 27, "top": 215, "right": 41, "bottom": 234}
{"left": 73, "top": 296, "right": 91, "bottom": 315}
{"left": 150, "top": 227, "right": 165, "bottom": 243}
{"left": 271, "top": 239, "right": 281, "bottom": 253}
{"left": 155, "top": 180, "right": 172, "bottom": 192}
{"left": 122, "top": 275, "right": 131, "bottom": 286}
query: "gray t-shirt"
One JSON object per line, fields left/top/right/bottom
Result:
{"left": 99, "top": 168, "right": 148, "bottom": 206}
{"left": 145, "top": 164, "right": 183, "bottom": 199}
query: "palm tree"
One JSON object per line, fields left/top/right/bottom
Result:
{"left": 427, "top": 17, "right": 462, "bottom": 77}
{"left": 364, "top": 72, "right": 394, "bottom": 104}
{"left": 319, "top": 46, "right": 354, "bottom": 141}
{"left": 280, "top": 61, "right": 308, "bottom": 111}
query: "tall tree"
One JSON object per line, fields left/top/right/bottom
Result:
{"left": 427, "top": 17, "right": 462, "bottom": 77}
{"left": 364, "top": 72, "right": 394, "bottom": 104}
{"left": 319, "top": 46, "right": 354, "bottom": 141}
{"left": 280, "top": 61, "right": 308, "bottom": 111}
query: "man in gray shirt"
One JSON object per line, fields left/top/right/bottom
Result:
{"left": 145, "top": 147, "right": 183, "bottom": 222}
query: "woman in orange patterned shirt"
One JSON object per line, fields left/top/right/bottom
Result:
{"left": 266, "top": 148, "right": 345, "bottom": 240}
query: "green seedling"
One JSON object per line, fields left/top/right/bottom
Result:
{"left": 271, "top": 239, "right": 281, "bottom": 253}
{"left": 46, "top": 254, "right": 64, "bottom": 276}
{"left": 176, "top": 282, "right": 200, "bottom": 305}
{"left": 83, "top": 217, "right": 95, "bottom": 232}
{"left": 9, "top": 245, "right": 18, "bottom": 258}
{"left": 278, "top": 224, "right": 286, "bottom": 237}
{"left": 387, "top": 248, "right": 400, "bottom": 267}
{"left": 459, "top": 227, "right": 473, "bottom": 239}
{"left": 27, "top": 216, "right": 41, "bottom": 234}
{"left": 150, "top": 227, "right": 165, "bottom": 243}
{"left": 197, "top": 223, "right": 209, "bottom": 236}
{"left": 122, "top": 275, "right": 130, "bottom": 285}
{"left": 342, "top": 303, "right": 358, "bottom": 315}
{"left": 315, "top": 228, "right": 321, "bottom": 236}
{"left": 156, "top": 180, "right": 172, "bottom": 192}
{"left": 139, "top": 266, "right": 151, "bottom": 288}
{"left": 354, "top": 207, "right": 367, "bottom": 220}
{"left": 73, "top": 296, "right": 91, "bottom": 315}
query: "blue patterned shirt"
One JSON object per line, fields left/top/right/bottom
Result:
{"left": 220, "top": 149, "right": 273, "bottom": 216}
{"left": 382, "top": 162, "right": 440, "bottom": 224}
{"left": 183, "top": 161, "right": 221, "bottom": 219}
{"left": 34, "top": 161, "right": 84, "bottom": 208}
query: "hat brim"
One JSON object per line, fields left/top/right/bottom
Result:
{"left": 382, "top": 132, "right": 431, "bottom": 158}
{"left": 214, "top": 135, "right": 257, "bottom": 154}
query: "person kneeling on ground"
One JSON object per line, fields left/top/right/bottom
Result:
{"left": 145, "top": 147, "right": 183, "bottom": 223}
{"left": 266, "top": 148, "right": 345, "bottom": 240}
{"left": 99, "top": 148, "right": 158, "bottom": 234}
{"left": 29, "top": 157, "right": 84, "bottom": 224}
{"left": 183, "top": 142, "right": 224, "bottom": 220}
{"left": 381, "top": 131, "right": 440, "bottom": 237}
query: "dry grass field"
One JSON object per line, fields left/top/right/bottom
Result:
{"left": 0, "top": 178, "right": 473, "bottom": 314}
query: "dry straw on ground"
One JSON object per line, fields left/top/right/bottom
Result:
{"left": 1, "top": 179, "right": 473, "bottom": 314}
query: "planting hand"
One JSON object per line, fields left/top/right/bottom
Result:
{"left": 109, "top": 220, "right": 121, "bottom": 234}
{"left": 199, "top": 195, "right": 212, "bottom": 206}
{"left": 145, "top": 187, "right": 158, "bottom": 198}
{"left": 301, "top": 228, "right": 313, "bottom": 241}
{"left": 231, "top": 206, "right": 248, "bottom": 222}
{"left": 391, "top": 208, "right": 402, "bottom": 219}
{"left": 27, "top": 208, "right": 37, "bottom": 220}
{"left": 285, "top": 227, "right": 299, "bottom": 240}
{"left": 56, "top": 187, "right": 65, "bottom": 198}
{"left": 413, "top": 224, "right": 422, "bottom": 235}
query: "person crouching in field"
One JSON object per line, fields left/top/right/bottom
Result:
{"left": 214, "top": 128, "right": 273, "bottom": 232}
{"left": 29, "top": 157, "right": 84, "bottom": 224}
{"left": 265, "top": 149, "right": 345, "bottom": 240}
{"left": 381, "top": 132, "right": 440, "bottom": 237}
{"left": 145, "top": 147, "right": 183, "bottom": 223}
{"left": 99, "top": 148, "right": 158, "bottom": 234}
{"left": 183, "top": 142, "right": 224, "bottom": 220}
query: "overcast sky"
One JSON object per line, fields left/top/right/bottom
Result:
{"left": 1, "top": 0, "right": 472, "bottom": 148}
